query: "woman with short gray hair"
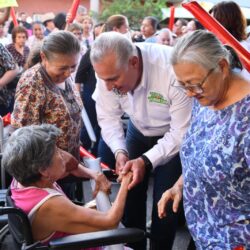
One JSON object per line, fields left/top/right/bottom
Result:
{"left": 11, "top": 31, "right": 111, "bottom": 199}
{"left": 158, "top": 30, "right": 250, "bottom": 249}
{"left": 4, "top": 124, "right": 132, "bottom": 247}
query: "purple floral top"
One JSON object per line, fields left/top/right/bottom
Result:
{"left": 0, "top": 43, "right": 16, "bottom": 107}
{"left": 181, "top": 97, "right": 250, "bottom": 249}
{"left": 6, "top": 43, "right": 29, "bottom": 68}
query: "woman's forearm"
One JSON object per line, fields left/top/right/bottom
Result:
{"left": 105, "top": 174, "right": 131, "bottom": 227}
{"left": 0, "top": 68, "right": 19, "bottom": 88}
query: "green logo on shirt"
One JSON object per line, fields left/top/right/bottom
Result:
{"left": 148, "top": 92, "right": 168, "bottom": 105}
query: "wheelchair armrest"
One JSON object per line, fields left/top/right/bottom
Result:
{"left": 49, "top": 228, "right": 145, "bottom": 249}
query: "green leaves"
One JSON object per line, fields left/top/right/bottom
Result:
{"left": 98, "top": 0, "right": 166, "bottom": 30}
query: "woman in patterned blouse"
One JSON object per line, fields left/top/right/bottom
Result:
{"left": 11, "top": 31, "right": 111, "bottom": 199}
{"left": 158, "top": 30, "right": 250, "bottom": 249}
{"left": 0, "top": 44, "right": 18, "bottom": 115}
{"left": 6, "top": 26, "right": 30, "bottom": 71}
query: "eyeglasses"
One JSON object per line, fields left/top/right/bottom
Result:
{"left": 172, "top": 68, "right": 215, "bottom": 94}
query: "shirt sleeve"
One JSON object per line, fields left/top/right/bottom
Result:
{"left": 0, "top": 44, "right": 16, "bottom": 71}
{"left": 93, "top": 78, "right": 127, "bottom": 153}
{"left": 144, "top": 81, "right": 192, "bottom": 168}
{"left": 11, "top": 70, "right": 46, "bottom": 128}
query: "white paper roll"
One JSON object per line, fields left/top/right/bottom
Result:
{"left": 84, "top": 157, "right": 124, "bottom": 250}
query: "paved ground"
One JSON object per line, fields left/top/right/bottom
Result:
{"left": 83, "top": 176, "right": 191, "bottom": 250}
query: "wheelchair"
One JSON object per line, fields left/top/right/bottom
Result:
{"left": 0, "top": 188, "right": 144, "bottom": 250}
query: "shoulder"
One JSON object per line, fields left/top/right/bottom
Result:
{"left": 6, "top": 43, "right": 14, "bottom": 50}
{"left": 137, "top": 43, "right": 173, "bottom": 75}
{"left": 19, "top": 64, "right": 42, "bottom": 85}
{"left": 136, "top": 43, "right": 173, "bottom": 61}
{"left": 17, "top": 65, "right": 46, "bottom": 95}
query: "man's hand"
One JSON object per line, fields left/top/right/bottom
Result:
{"left": 120, "top": 157, "right": 146, "bottom": 190}
{"left": 158, "top": 176, "right": 183, "bottom": 219}
{"left": 115, "top": 152, "right": 129, "bottom": 175}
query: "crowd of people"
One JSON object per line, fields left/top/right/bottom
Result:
{"left": 0, "top": 1, "right": 250, "bottom": 250}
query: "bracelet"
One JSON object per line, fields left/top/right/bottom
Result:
{"left": 114, "top": 149, "right": 129, "bottom": 160}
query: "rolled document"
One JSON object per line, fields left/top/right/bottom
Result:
{"left": 84, "top": 157, "right": 124, "bottom": 250}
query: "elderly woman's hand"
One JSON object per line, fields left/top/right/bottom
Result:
{"left": 158, "top": 175, "right": 183, "bottom": 219}
{"left": 119, "top": 171, "right": 133, "bottom": 187}
{"left": 93, "top": 172, "right": 112, "bottom": 197}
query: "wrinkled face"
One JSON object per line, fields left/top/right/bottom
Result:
{"left": 15, "top": 32, "right": 27, "bottom": 47}
{"left": 42, "top": 147, "right": 66, "bottom": 182}
{"left": 173, "top": 62, "right": 227, "bottom": 107}
{"left": 93, "top": 52, "right": 139, "bottom": 95}
{"left": 41, "top": 52, "right": 79, "bottom": 84}
{"left": 33, "top": 23, "right": 44, "bottom": 40}
{"left": 157, "top": 32, "right": 171, "bottom": 45}
{"left": 140, "top": 19, "right": 155, "bottom": 38}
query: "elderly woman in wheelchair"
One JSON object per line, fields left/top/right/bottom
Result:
{"left": 2, "top": 124, "right": 132, "bottom": 247}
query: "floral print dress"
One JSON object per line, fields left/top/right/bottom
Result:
{"left": 181, "top": 97, "right": 250, "bottom": 250}
{"left": 0, "top": 43, "right": 17, "bottom": 110}
{"left": 11, "top": 63, "right": 83, "bottom": 158}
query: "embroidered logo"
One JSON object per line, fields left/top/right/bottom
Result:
{"left": 147, "top": 91, "right": 168, "bottom": 105}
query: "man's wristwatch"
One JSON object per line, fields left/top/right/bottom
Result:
{"left": 140, "top": 155, "right": 153, "bottom": 171}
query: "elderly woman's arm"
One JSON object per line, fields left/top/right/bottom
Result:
{"left": 0, "top": 66, "right": 19, "bottom": 88}
{"left": 59, "top": 149, "right": 111, "bottom": 196}
{"left": 70, "top": 163, "right": 111, "bottom": 196}
{"left": 158, "top": 175, "right": 183, "bottom": 219}
{"left": 32, "top": 172, "right": 132, "bottom": 240}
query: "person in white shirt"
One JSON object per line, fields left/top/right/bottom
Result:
{"left": 90, "top": 32, "right": 192, "bottom": 250}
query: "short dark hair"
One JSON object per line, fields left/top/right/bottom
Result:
{"left": 12, "top": 26, "right": 28, "bottom": 43}
{"left": 143, "top": 16, "right": 160, "bottom": 31}
{"left": 53, "top": 12, "right": 66, "bottom": 30}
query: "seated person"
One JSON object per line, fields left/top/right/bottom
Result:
{"left": 2, "top": 124, "right": 132, "bottom": 246}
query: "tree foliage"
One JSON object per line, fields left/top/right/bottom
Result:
{"left": 96, "top": 0, "right": 167, "bottom": 30}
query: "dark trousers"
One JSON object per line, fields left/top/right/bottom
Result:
{"left": 123, "top": 121, "right": 183, "bottom": 250}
